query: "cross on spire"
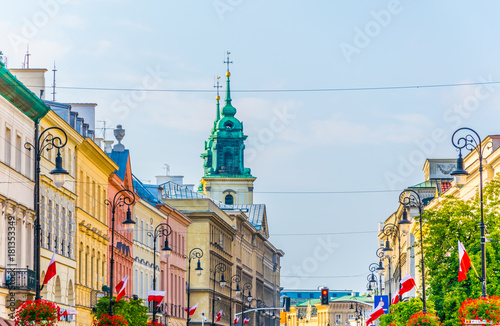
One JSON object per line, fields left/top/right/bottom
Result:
{"left": 224, "top": 51, "right": 232, "bottom": 72}
{"left": 214, "top": 76, "right": 222, "bottom": 97}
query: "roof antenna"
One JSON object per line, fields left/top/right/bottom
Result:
{"left": 52, "top": 62, "right": 57, "bottom": 101}
{"left": 23, "top": 45, "right": 30, "bottom": 69}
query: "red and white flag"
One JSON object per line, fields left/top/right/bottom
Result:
{"left": 366, "top": 301, "right": 384, "bottom": 325}
{"left": 148, "top": 290, "right": 166, "bottom": 307}
{"left": 216, "top": 310, "right": 223, "bottom": 322}
{"left": 115, "top": 275, "right": 128, "bottom": 301}
{"left": 458, "top": 240, "right": 471, "bottom": 282}
{"left": 234, "top": 315, "right": 241, "bottom": 325}
{"left": 399, "top": 274, "right": 416, "bottom": 295}
{"left": 243, "top": 318, "right": 250, "bottom": 325}
{"left": 42, "top": 248, "right": 57, "bottom": 285}
{"left": 185, "top": 303, "right": 199, "bottom": 316}
{"left": 391, "top": 295, "right": 399, "bottom": 305}
{"left": 60, "top": 309, "right": 78, "bottom": 316}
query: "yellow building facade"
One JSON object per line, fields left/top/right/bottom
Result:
{"left": 74, "top": 138, "right": 117, "bottom": 326}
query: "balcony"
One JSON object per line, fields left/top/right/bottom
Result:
{"left": 3, "top": 268, "right": 36, "bottom": 292}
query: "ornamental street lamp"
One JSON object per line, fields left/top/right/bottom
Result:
{"left": 27, "top": 126, "right": 69, "bottom": 300}
{"left": 242, "top": 282, "right": 252, "bottom": 326}
{"left": 148, "top": 223, "right": 172, "bottom": 322}
{"left": 381, "top": 222, "right": 406, "bottom": 303}
{"left": 368, "top": 263, "right": 382, "bottom": 295}
{"left": 399, "top": 189, "right": 427, "bottom": 313}
{"left": 187, "top": 248, "right": 203, "bottom": 326}
{"left": 451, "top": 127, "right": 487, "bottom": 298}
{"left": 212, "top": 262, "right": 227, "bottom": 326}
{"left": 229, "top": 275, "right": 241, "bottom": 326}
{"left": 105, "top": 189, "right": 136, "bottom": 315}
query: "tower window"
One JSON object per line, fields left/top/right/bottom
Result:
{"left": 225, "top": 194, "right": 234, "bottom": 205}
{"left": 224, "top": 122, "right": 233, "bottom": 130}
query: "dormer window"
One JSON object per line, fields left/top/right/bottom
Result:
{"left": 225, "top": 194, "right": 234, "bottom": 205}
{"left": 224, "top": 122, "right": 234, "bottom": 130}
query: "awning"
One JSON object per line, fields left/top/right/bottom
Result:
{"left": 0, "top": 317, "right": 15, "bottom": 326}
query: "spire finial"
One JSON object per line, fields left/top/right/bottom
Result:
{"left": 214, "top": 76, "right": 222, "bottom": 121}
{"left": 224, "top": 51, "right": 232, "bottom": 77}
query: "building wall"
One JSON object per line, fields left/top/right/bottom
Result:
{"left": 39, "top": 110, "right": 80, "bottom": 325}
{"left": 75, "top": 138, "right": 116, "bottom": 326}
{"left": 0, "top": 94, "right": 36, "bottom": 320}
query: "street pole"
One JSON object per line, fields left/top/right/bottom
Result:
{"left": 28, "top": 123, "right": 69, "bottom": 300}
{"left": 212, "top": 263, "right": 227, "bottom": 326}
{"left": 399, "top": 189, "right": 427, "bottom": 313}
{"left": 105, "top": 189, "right": 136, "bottom": 316}
{"left": 149, "top": 223, "right": 172, "bottom": 322}
{"left": 451, "top": 128, "right": 487, "bottom": 298}
{"left": 230, "top": 275, "right": 241, "bottom": 326}
{"left": 187, "top": 248, "right": 203, "bottom": 326}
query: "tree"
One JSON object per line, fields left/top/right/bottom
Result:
{"left": 94, "top": 296, "right": 149, "bottom": 326}
{"left": 379, "top": 298, "right": 435, "bottom": 326}
{"left": 421, "top": 173, "right": 500, "bottom": 326}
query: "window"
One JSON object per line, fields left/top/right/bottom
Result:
{"left": 310, "top": 293, "right": 314, "bottom": 298}
{"left": 224, "top": 194, "right": 234, "bottom": 205}
{"left": 5, "top": 127, "right": 11, "bottom": 165}
{"left": 335, "top": 314, "right": 341, "bottom": 324}
{"left": 348, "top": 314, "right": 355, "bottom": 320}
{"left": 297, "top": 293, "right": 302, "bottom": 298}
{"left": 16, "top": 135, "right": 21, "bottom": 172}
{"left": 25, "top": 140, "right": 32, "bottom": 178}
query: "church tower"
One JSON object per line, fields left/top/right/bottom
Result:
{"left": 200, "top": 53, "right": 256, "bottom": 205}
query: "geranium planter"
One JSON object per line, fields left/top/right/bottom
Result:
{"left": 407, "top": 311, "right": 442, "bottom": 326}
{"left": 459, "top": 296, "right": 500, "bottom": 326}
{"left": 14, "top": 299, "right": 60, "bottom": 326}
{"left": 93, "top": 314, "right": 128, "bottom": 326}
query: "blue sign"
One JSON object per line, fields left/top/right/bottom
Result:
{"left": 374, "top": 295, "right": 389, "bottom": 314}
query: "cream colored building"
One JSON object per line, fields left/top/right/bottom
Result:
{"left": 0, "top": 62, "right": 49, "bottom": 323}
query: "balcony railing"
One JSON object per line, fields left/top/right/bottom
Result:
{"left": 3, "top": 268, "right": 36, "bottom": 291}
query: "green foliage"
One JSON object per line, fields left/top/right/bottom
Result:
{"left": 423, "top": 173, "right": 500, "bottom": 326}
{"left": 94, "top": 296, "right": 149, "bottom": 326}
{"left": 379, "top": 298, "right": 435, "bottom": 326}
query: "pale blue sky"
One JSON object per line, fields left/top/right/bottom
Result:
{"left": 2, "top": 0, "right": 500, "bottom": 293}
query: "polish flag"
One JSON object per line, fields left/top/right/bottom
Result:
{"left": 399, "top": 274, "right": 416, "bottom": 295}
{"left": 366, "top": 301, "right": 384, "bottom": 325}
{"left": 185, "top": 303, "right": 199, "bottom": 316}
{"left": 115, "top": 275, "right": 128, "bottom": 301}
{"left": 391, "top": 295, "right": 399, "bottom": 305}
{"left": 60, "top": 309, "right": 78, "bottom": 316}
{"left": 148, "top": 290, "right": 166, "bottom": 307}
{"left": 234, "top": 315, "right": 241, "bottom": 325}
{"left": 42, "top": 249, "right": 57, "bottom": 285}
{"left": 216, "top": 310, "right": 223, "bottom": 322}
{"left": 243, "top": 318, "right": 250, "bottom": 324}
{"left": 458, "top": 240, "right": 471, "bottom": 282}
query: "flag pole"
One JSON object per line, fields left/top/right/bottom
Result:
{"left": 470, "top": 260, "right": 480, "bottom": 278}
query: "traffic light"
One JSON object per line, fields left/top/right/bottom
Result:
{"left": 321, "top": 288, "right": 329, "bottom": 305}
{"left": 283, "top": 296, "right": 291, "bottom": 312}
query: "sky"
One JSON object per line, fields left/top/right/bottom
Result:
{"left": 2, "top": 0, "right": 500, "bottom": 294}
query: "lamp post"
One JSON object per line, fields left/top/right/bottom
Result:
{"left": 26, "top": 125, "right": 69, "bottom": 301}
{"left": 368, "top": 263, "right": 382, "bottom": 296}
{"left": 451, "top": 127, "right": 487, "bottom": 298}
{"left": 230, "top": 275, "right": 241, "bottom": 326}
{"left": 212, "top": 262, "right": 227, "bottom": 326}
{"left": 187, "top": 248, "right": 203, "bottom": 326}
{"left": 148, "top": 223, "right": 172, "bottom": 322}
{"left": 381, "top": 217, "right": 409, "bottom": 303}
{"left": 242, "top": 283, "right": 252, "bottom": 326}
{"left": 399, "top": 189, "right": 427, "bottom": 313}
{"left": 105, "top": 189, "right": 136, "bottom": 315}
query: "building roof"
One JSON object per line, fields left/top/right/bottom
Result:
{"left": 107, "top": 150, "right": 130, "bottom": 181}
{"left": 160, "top": 181, "right": 265, "bottom": 229}
{"left": 133, "top": 174, "right": 161, "bottom": 206}
{"left": 330, "top": 296, "right": 373, "bottom": 304}
{"left": 295, "top": 299, "right": 321, "bottom": 307}
{"left": 0, "top": 61, "right": 50, "bottom": 121}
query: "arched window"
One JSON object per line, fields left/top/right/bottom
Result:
{"left": 225, "top": 194, "right": 234, "bottom": 205}
{"left": 55, "top": 276, "right": 62, "bottom": 303}
{"left": 68, "top": 280, "right": 74, "bottom": 305}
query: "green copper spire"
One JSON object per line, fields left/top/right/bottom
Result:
{"left": 222, "top": 52, "right": 236, "bottom": 117}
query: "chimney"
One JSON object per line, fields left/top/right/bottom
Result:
{"left": 9, "top": 68, "right": 48, "bottom": 100}
{"left": 112, "top": 125, "right": 126, "bottom": 152}
{"left": 104, "top": 140, "right": 114, "bottom": 153}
